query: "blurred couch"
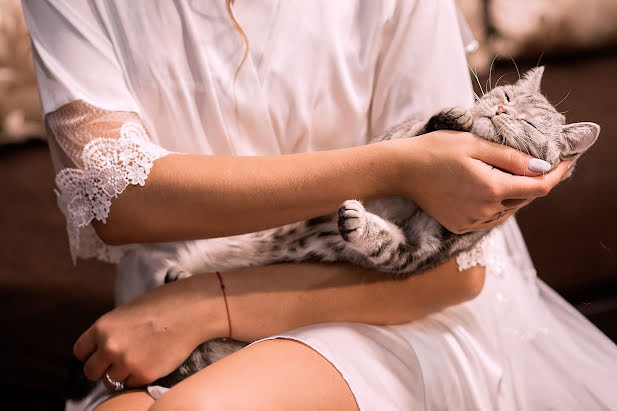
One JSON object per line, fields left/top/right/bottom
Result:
{"left": 0, "top": 0, "right": 43, "bottom": 145}
{"left": 457, "top": 0, "right": 617, "bottom": 73}
{"left": 1, "top": 2, "right": 616, "bottom": 410}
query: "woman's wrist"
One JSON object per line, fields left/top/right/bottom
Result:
{"left": 184, "top": 273, "right": 231, "bottom": 342}
{"left": 372, "top": 137, "right": 423, "bottom": 200}
{"left": 357, "top": 140, "right": 406, "bottom": 199}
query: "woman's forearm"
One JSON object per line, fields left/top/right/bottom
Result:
{"left": 73, "top": 256, "right": 484, "bottom": 385}
{"left": 187, "top": 259, "right": 485, "bottom": 342}
{"left": 93, "top": 130, "right": 567, "bottom": 245}
{"left": 94, "top": 146, "right": 397, "bottom": 245}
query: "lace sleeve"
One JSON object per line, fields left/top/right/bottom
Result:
{"left": 456, "top": 229, "right": 505, "bottom": 276}
{"left": 45, "top": 100, "right": 170, "bottom": 263}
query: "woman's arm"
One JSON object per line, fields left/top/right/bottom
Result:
{"left": 209, "top": 259, "right": 484, "bottom": 341}
{"left": 95, "top": 144, "right": 396, "bottom": 244}
{"left": 74, "top": 259, "right": 483, "bottom": 386}
{"left": 95, "top": 131, "right": 567, "bottom": 244}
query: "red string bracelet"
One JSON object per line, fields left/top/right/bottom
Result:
{"left": 216, "top": 271, "right": 232, "bottom": 340}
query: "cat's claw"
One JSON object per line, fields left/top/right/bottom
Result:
{"left": 338, "top": 200, "right": 367, "bottom": 242}
{"left": 165, "top": 266, "right": 191, "bottom": 283}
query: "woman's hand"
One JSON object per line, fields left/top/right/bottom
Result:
{"left": 73, "top": 275, "right": 225, "bottom": 388}
{"left": 383, "top": 130, "right": 571, "bottom": 234}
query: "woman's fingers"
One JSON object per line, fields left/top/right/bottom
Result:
{"left": 466, "top": 197, "right": 534, "bottom": 232}
{"left": 472, "top": 207, "right": 518, "bottom": 231}
{"left": 73, "top": 328, "right": 97, "bottom": 361}
{"left": 471, "top": 135, "right": 572, "bottom": 199}
{"left": 405, "top": 131, "right": 572, "bottom": 234}
{"left": 495, "top": 160, "right": 570, "bottom": 199}
{"left": 501, "top": 198, "right": 530, "bottom": 208}
{"left": 482, "top": 209, "right": 516, "bottom": 229}
{"left": 471, "top": 136, "right": 550, "bottom": 177}
{"left": 83, "top": 349, "right": 110, "bottom": 381}
{"left": 125, "top": 373, "right": 149, "bottom": 388}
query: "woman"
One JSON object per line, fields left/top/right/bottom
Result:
{"left": 23, "top": 1, "right": 617, "bottom": 410}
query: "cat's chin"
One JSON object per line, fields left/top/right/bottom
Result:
{"left": 471, "top": 117, "right": 499, "bottom": 143}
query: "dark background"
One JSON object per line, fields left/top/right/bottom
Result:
{"left": 1, "top": 50, "right": 616, "bottom": 411}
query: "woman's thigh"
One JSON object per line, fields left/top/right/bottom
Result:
{"left": 151, "top": 338, "right": 359, "bottom": 411}
{"left": 94, "top": 390, "right": 154, "bottom": 411}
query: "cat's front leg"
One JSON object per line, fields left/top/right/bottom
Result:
{"left": 338, "top": 200, "right": 419, "bottom": 278}
{"left": 425, "top": 107, "right": 473, "bottom": 133}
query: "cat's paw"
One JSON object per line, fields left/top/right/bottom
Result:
{"left": 164, "top": 266, "right": 192, "bottom": 283}
{"left": 433, "top": 107, "right": 473, "bottom": 131}
{"left": 337, "top": 200, "right": 367, "bottom": 243}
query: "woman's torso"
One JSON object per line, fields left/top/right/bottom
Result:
{"left": 86, "top": 1, "right": 474, "bottom": 155}
{"left": 66, "top": 0, "right": 476, "bottom": 302}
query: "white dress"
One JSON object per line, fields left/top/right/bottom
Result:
{"left": 22, "top": 1, "right": 617, "bottom": 410}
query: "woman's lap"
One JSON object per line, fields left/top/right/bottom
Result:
{"left": 86, "top": 221, "right": 617, "bottom": 410}
{"left": 92, "top": 338, "right": 358, "bottom": 411}
{"left": 255, "top": 322, "right": 428, "bottom": 411}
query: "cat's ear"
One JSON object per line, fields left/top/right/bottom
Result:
{"left": 561, "top": 122, "right": 600, "bottom": 156}
{"left": 516, "top": 66, "right": 545, "bottom": 92}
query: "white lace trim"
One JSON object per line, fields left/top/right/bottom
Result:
{"left": 456, "top": 227, "right": 550, "bottom": 342}
{"left": 54, "top": 122, "right": 170, "bottom": 263}
{"left": 456, "top": 229, "right": 505, "bottom": 276}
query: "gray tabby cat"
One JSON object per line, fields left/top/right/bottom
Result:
{"left": 153, "top": 67, "right": 599, "bottom": 387}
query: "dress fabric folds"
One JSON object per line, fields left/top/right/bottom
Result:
{"left": 22, "top": 0, "right": 617, "bottom": 410}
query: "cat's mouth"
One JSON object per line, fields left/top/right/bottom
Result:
{"left": 471, "top": 116, "right": 500, "bottom": 143}
{"left": 489, "top": 115, "right": 539, "bottom": 157}
{"left": 472, "top": 116, "right": 536, "bottom": 156}
{"left": 490, "top": 115, "right": 513, "bottom": 143}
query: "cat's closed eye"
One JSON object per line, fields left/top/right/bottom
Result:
{"left": 523, "top": 119, "right": 537, "bottom": 130}
{"left": 504, "top": 91, "right": 510, "bottom": 102}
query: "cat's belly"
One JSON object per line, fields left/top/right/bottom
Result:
{"left": 365, "top": 196, "right": 419, "bottom": 223}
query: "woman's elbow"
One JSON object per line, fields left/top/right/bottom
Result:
{"left": 92, "top": 220, "right": 129, "bottom": 245}
{"left": 460, "top": 265, "right": 486, "bottom": 301}
{"left": 391, "top": 262, "right": 486, "bottom": 325}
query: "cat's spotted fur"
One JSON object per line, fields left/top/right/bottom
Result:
{"left": 149, "top": 67, "right": 599, "bottom": 387}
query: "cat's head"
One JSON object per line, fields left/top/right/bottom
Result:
{"left": 470, "top": 66, "right": 600, "bottom": 171}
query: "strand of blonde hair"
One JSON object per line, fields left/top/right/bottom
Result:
{"left": 226, "top": 0, "right": 249, "bottom": 82}
{"left": 225, "top": 0, "right": 249, "bottom": 124}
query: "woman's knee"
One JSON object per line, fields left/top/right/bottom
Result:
{"left": 151, "top": 338, "right": 358, "bottom": 411}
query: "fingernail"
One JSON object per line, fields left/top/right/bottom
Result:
{"left": 528, "top": 158, "right": 551, "bottom": 174}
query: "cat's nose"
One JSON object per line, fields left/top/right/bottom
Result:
{"left": 496, "top": 105, "right": 506, "bottom": 115}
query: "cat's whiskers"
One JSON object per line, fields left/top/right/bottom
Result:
{"left": 474, "top": 98, "right": 491, "bottom": 112}
{"left": 495, "top": 118, "right": 525, "bottom": 154}
{"left": 554, "top": 89, "right": 572, "bottom": 109}
{"left": 535, "top": 51, "right": 545, "bottom": 69}
{"left": 501, "top": 120, "right": 533, "bottom": 158}
{"left": 494, "top": 73, "right": 509, "bottom": 89}
{"left": 501, "top": 120, "right": 522, "bottom": 146}
{"left": 509, "top": 56, "right": 521, "bottom": 80}
{"left": 510, "top": 133, "right": 523, "bottom": 154}
{"left": 487, "top": 54, "right": 501, "bottom": 92}
{"left": 514, "top": 133, "right": 532, "bottom": 158}
{"left": 469, "top": 65, "right": 485, "bottom": 96}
